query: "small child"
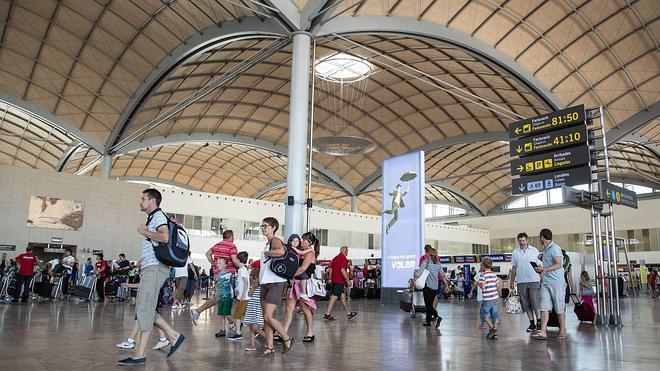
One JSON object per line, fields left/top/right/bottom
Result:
{"left": 472, "top": 266, "right": 486, "bottom": 329}
{"left": 579, "top": 271, "right": 595, "bottom": 313}
{"left": 478, "top": 257, "right": 502, "bottom": 339}
{"left": 215, "top": 257, "right": 234, "bottom": 338}
{"left": 228, "top": 252, "right": 250, "bottom": 341}
{"left": 243, "top": 269, "right": 265, "bottom": 352}
{"left": 287, "top": 234, "right": 314, "bottom": 300}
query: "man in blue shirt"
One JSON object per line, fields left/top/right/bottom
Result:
{"left": 532, "top": 228, "right": 566, "bottom": 340}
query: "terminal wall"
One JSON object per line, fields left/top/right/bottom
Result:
{"left": 0, "top": 166, "right": 489, "bottom": 268}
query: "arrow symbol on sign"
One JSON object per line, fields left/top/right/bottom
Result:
{"left": 517, "top": 165, "right": 523, "bottom": 172}
{"left": 518, "top": 184, "right": 525, "bottom": 192}
{"left": 516, "top": 145, "right": 522, "bottom": 153}
{"left": 515, "top": 127, "right": 521, "bottom": 134}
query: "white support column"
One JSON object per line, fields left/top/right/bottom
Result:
{"left": 284, "top": 32, "right": 312, "bottom": 238}
{"left": 102, "top": 154, "right": 112, "bottom": 179}
{"left": 351, "top": 195, "right": 358, "bottom": 213}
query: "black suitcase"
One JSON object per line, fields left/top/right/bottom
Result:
{"left": 350, "top": 288, "right": 364, "bottom": 299}
{"left": 104, "top": 281, "right": 117, "bottom": 297}
{"left": 34, "top": 281, "right": 53, "bottom": 297}
{"left": 70, "top": 285, "right": 92, "bottom": 300}
{"left": 547, "top": 309, "right": 560, "bottom": 328}
{"left": 366, "top": 287, "right": 380, "bottom": 299}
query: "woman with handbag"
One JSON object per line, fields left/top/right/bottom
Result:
{"left": 413, "top": 248, "right": 449, "bottom": 328}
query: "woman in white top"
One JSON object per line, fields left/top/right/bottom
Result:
{"left": 258, "top": 217, "right": 293, "bottom": 357}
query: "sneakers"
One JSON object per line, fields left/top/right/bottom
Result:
{"left": 228, "top": 333, "right": 243, "bottom": 341}
{"left": 245, "top": 345, "right": 257, "bottom": 351}
{"left": 215, "top": 330, "right": 226, "bottom": 338}
{"left": 347, "top": 311, "right": 358, "bottom": 319}
{"left": 435, "top": 316, "right": 442, "bottom": 329}
{"left": 152, "top": 338, "right": 170, "bottom": 350}
{"left": 486, "top": 329, "right": 498, "bottom": 339}
{"left": 526, "top": 322, "right": 537, "bottom": 333}
{"left": 323, "top": 313, "right": 336, "bottom": 321}
{"left": 479, "top": 322, "right": 487, "bottom": 329}
{"left": 172, "top": 303, "right": 182, "bottom": 309}
{"left": 115, "top": 340, "right": 135, "bottom": 349}
{"left": 190, "top": 308, "right": 200, "bottom": 326}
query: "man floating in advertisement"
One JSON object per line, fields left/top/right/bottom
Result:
{"left": 383, "top": 171, "right": 417, "bottom": 234}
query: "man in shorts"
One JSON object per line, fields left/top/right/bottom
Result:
{"left": 323, "top": 246, "right": 357, "bottom": 321}
{"left": 510, "top": 232, "right": 541, "bottom": 332}
{"left": 117, "top": 189, "right": 185, "bottom": 366}
{"left": 532, "top": 228, "right": 566, "bottom": 340}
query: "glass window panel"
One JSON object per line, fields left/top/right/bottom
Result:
{"left": 548, "top": 188, "right": 563, "bottom": 204}
{"left": 527, "top": 191, "right": 548, "bottom": 207}
{"left": 193, "top": 216, "right": 202, "bottom": 230}
{"left": 507, "top": 197, "right": 526, "bottom": 209}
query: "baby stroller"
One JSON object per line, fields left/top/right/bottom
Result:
{"left": 0, "top": 267, "right": 18, "bottom": 304}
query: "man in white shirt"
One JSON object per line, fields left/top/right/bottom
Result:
{"left": 509, "top": 232, "right": 541, "bottom": 332}
{"left": 61, "top": 249, "right": 76, "bottom": 295}
{"left": 172, "top": 253, "right": 194, "bottom": 309}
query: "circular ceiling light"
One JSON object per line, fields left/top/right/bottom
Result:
{"left": 314, "top": 53, "right": 372, "bottom": 83}
{"left": 312, "top": 135, "right": 376, "bottom": 156}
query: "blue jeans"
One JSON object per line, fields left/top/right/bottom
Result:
{"left": 480, "top": 299, "right": 499, "bottom": 324}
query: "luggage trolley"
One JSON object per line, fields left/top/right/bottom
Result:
{"left": 0, "top": 268, "right": 18, "bottom": 304}
{"left": 69, "top": 275, "right": 98, "bottom": 302}
{"left": 29, "top": 269, "right": 53, "bottom": 302}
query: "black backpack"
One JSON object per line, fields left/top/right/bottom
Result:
{"left": 150, "top": 211, "right": 190, "bottom": 268}
{"left": 268, "top": 240, "right": 299, "bottom": 280}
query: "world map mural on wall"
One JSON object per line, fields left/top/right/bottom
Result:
{"left": 26, "top": 196, "right": 84, "bottom": 231}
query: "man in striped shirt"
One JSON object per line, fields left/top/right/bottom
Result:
{"left": 478, "top": 257, "right": 502, "bottom": 339}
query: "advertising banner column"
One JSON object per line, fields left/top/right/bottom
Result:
{"left": 381, "top": 151, "right": 425, "bottom": 299}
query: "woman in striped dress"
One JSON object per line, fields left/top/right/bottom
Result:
{"left": 243, "top": 269, "right": 264, "bottom": 351}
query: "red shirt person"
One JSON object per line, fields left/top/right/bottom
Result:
{"left": 323, "top": 246, "right": 357, "bottom": 321}
{"left": 15, "top": 246, "right": 38, "bottom": 301}
{"left": 207, "top": 230, "right": 239, "bottom": 275}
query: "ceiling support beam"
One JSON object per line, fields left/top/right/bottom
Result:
{"left": 317, "top": 15, "right": 563, "bottom": 111}
{"left": 0, "top": 91, "right": 105, "bottom": 153}
{"left": 114, "top": 132, "right": 355, "bottom": 196}
{"left": 106, "top": 17, "right": 288, "bottom": 150}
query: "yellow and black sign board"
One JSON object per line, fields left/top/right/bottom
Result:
{"left": 509, "top": 125, "right": 587, "bottom": 157}
{"left": 508, "top": 105, "right": 585, "bottom": 139}
{"left": 511, "top": 145, "right": 590, "bottom": 176}
{"left": 512, "top": 165, "right": 591, "bottom": 195}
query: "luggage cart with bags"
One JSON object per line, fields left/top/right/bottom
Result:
{"left": 400, "top": 287, "right": 426, "bottom": 318}
{"left": 0, "top": 267, "right": 18, "bottom": 304}
{"left": 70, "top": 275, "right": 98, "bottom": 302}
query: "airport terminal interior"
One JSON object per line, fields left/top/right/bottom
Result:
{"left": 0, "top": 0, "right": 658, "bottom": 370}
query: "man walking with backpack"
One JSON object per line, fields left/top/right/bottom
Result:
{"left": 118, "top": 189, "right": 185, "bottom": 366}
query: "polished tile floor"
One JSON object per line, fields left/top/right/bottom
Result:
{"left": 0, "top": 295, "right": 658, "bottom": 370}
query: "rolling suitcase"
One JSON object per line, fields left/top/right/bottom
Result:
{"left": 400, "top": 288, "right": 426, "bottom": 314}
{"left": 70, "top": 276, "right": 95, "bottom": 300}
{"left": 350, "top": 287, "right": 364, "bottom": 300}
{"left": 571, "top": 294, "right": 595, "bottom": 322}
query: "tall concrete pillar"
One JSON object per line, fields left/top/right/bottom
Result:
{"left": 284, "top": 32, "right": 312, "bottom": 238}
{"left": 102, "top": 154, "right": 112, "bottom": 179}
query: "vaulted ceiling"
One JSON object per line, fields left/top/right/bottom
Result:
{"left": 0, "top": 0, "right": 658, "bottom": 215}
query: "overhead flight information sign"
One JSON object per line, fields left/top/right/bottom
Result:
{"left": 511, "top": 146, "right": 590, "bottom": 176}
{"left": 509, "top": 125, "right": 588, "bottom": 157}
{"left": 509, "top": 106, "right": 592, "bottom": 195}
{"left": 512, "top": 166, "right": 592, "bottom": 194}
{"left": 508, "top": 105, "right": 585, "bottom": 139}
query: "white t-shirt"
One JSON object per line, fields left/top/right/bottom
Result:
{"left": 62, "top": 255, "right": 75, "bottom": 274}
{"left": 259, "top": 241, "right": 287, "bottom": 284}
{"left": 235, "top": 266, "right": 249, "bottom": 300}
{"left": 174, "top": 257, "right": 192, "bottom": 278}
